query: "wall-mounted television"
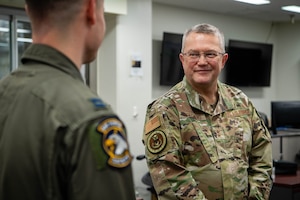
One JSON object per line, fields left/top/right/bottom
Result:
{"left": 160, "top": 32, "right": 184, "bottom": 86}
{"left": 271, "top": 101, "right": 300, "bottom": 135}
{"left": 225, "top": 39, "right": 273, "bottom": 87}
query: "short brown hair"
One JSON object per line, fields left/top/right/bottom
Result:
{"left": 25, "top": 0, "right": 103, "bottom": 27}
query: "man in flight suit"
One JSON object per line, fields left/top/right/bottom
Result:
{"left": 0, "top": 0, "right": 136, "bottom": 199}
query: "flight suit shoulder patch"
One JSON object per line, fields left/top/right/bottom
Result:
{"left": 89, "top": 117, "right": 132, "bottom": 169}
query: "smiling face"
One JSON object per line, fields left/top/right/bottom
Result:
{"left": 179, "top": 32, "right": 228, "bottom": 91}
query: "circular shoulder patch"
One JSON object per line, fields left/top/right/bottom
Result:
{"left": 147, "top": 130, "right": 167, "bottom": 154}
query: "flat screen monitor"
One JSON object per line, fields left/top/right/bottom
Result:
{"left": 225, "top": 39, "right": 273, "bottom": 87}
{"left": 160, "top": 32, "right": 184, "bottom": 86}
{"left": 271, "top": 101, "right": 300, "bottom": 134}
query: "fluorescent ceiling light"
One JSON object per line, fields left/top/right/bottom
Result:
{"left": 281, "top": 5, "right": 300, "bottom": 14}
{"left": 234, "top": 0, "right": 270, "bottom": 5}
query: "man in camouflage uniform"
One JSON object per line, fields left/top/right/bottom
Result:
{"left": 143, "top": 23, "right": 273, "bottom": 200}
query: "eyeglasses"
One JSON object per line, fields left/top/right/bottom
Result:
{"left": 181, "top": 51, "right": 225, "bottom": 62}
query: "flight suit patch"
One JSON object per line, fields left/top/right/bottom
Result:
{"left": 96, "top": 118, "right": 132, "bottom": 168}
{"left": 89, "top": 98, "right": 106, "bottom": 109}
{"left": 147, "top": 130, "right": 167, "bottom": 154}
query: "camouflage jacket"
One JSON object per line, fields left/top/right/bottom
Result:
{"left": 143, "top": 78, "right": 273, "bottom": 200}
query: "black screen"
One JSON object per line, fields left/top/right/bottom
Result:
{"left": 271, "top": 101, "right": 300, "bottom": 134}
{"left": 160, "top": 32, "right": 184, "bottom": 86}
{"left": 225, "top": 40, "right": 273, "bottom": 87}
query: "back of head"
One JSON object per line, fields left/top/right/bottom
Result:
{"left": 182, "top": 23, "right": 225, "bottom": 52}
{"left": 25, "top": 0, "right": 105, "bottom": 66}
{"left": 25, "top": 0, "right": 86, "bottom": 27}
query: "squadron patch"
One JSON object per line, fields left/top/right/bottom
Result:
{"left": 96, "top": 118, "right": 132, "bottom": 168}
{"left": 147, "top": 130, "right": 167, "bottom": 154}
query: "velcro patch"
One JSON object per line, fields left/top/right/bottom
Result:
{"left": 96, "top": 118, "right": 132, "bottom": 168}
{"left": 145, "top": 115, "right": 161, "bottom": 134}
{"left": 147, "top": 130, "right": 167, "bottom": 154}
{"left": 89, "top": 98, "right": 106, "bottom": 109}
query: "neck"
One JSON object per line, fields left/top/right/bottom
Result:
{"left": 194, "top": 82, "right": 219, "bottom": 105}
{"left": 31, "top": 23, "right": 85, "bottom": 69}
{"left": 201, "top": 92, "right": 218, "bottom": 105}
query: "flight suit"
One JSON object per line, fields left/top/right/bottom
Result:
{"left": 0, "top": 44, "right": 136, "bottom": 200}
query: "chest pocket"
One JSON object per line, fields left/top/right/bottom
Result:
{"left": 220, "top": 109, "right": 252, "bottom": 161}
{"left": 184, "top": 120, "right": 219, "bottom": 167}
{"left": 175, "top": 104, "right": 219, "bottom": 166}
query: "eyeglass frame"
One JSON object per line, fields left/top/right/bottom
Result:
{"left": 181, "top": 51, "right": 226, "bottom": 62}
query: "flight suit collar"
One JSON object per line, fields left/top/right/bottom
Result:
{"left": 21, "top": 44, "right": 84, "bottom": 82}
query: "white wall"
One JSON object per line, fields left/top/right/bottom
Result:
{"left": 95, "top": 1, "right": 300, "bottom": 198}
{"left": 275, "top": 23, "right": 300, "bottom": 100}
{"left": 97, "top": 0, "right": 153, "bottom": 198}
{"left": 116, "top": 1, "right": 152, "bottom": 195}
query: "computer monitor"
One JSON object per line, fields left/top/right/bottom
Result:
{"left": 225, "top": 39, "right": 273, "bottom": 87}
{"left": 271, "top": 101, "right": 300, "bottom": 134}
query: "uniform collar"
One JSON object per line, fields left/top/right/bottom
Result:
{"left": 21, "top": 44, "right": 84, "bottom": 82}
{"left": 183, "top": 78, "right": 235, "bottom": 115}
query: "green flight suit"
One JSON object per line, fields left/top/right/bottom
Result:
{"left": 0, "top": 44, "right": 136, "bottom": 200}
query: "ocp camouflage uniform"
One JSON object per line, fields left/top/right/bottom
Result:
{"left": 143, "top": 77, "right": 273, "bottom": 200}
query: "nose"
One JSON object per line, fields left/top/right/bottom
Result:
{"left": 197, "top": 54, "right": 208, "bottom": 64}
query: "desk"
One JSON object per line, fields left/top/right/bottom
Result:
{"left": 270, "top": 169, "right": 300, "bottom": 200}
{"left": 271, "top": 131, "right": 300, "bottom": 160}
{"left": 271, "top": 130, "right": 300, "bottom": 138}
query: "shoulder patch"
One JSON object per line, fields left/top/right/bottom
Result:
{"left": 96, "top": 117, "right": 132, "bottom": 168}
{"left": 147, "top": 130, "right": 167, "bottom": 154}
{"left": 145, "top": 115, "right": 161, "bottom": 134}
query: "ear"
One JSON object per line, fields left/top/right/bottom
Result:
{"left": 25, "top": 4, "right": 28, "bottom": 14}
{"left": 179, "top": 53, "right": 185, "bottom": 63}
{"left": 221, "top": 53, "right": 228, "bottom": 69}
{"left": 86, "top": 0, "right": 97, "bottom": 25}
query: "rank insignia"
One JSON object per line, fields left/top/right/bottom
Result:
{"left": 97, "top": 118, "right": 132, "bottom": 168}
{"left": 147, "top": 130, "right": 167, "bottom": 154}
{"left": 89, "top": 98, "right": 106, "bottom": 109}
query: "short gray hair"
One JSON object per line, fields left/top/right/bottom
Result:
{"left": 181, "top": 23, "right": 225, "bottom": 53}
